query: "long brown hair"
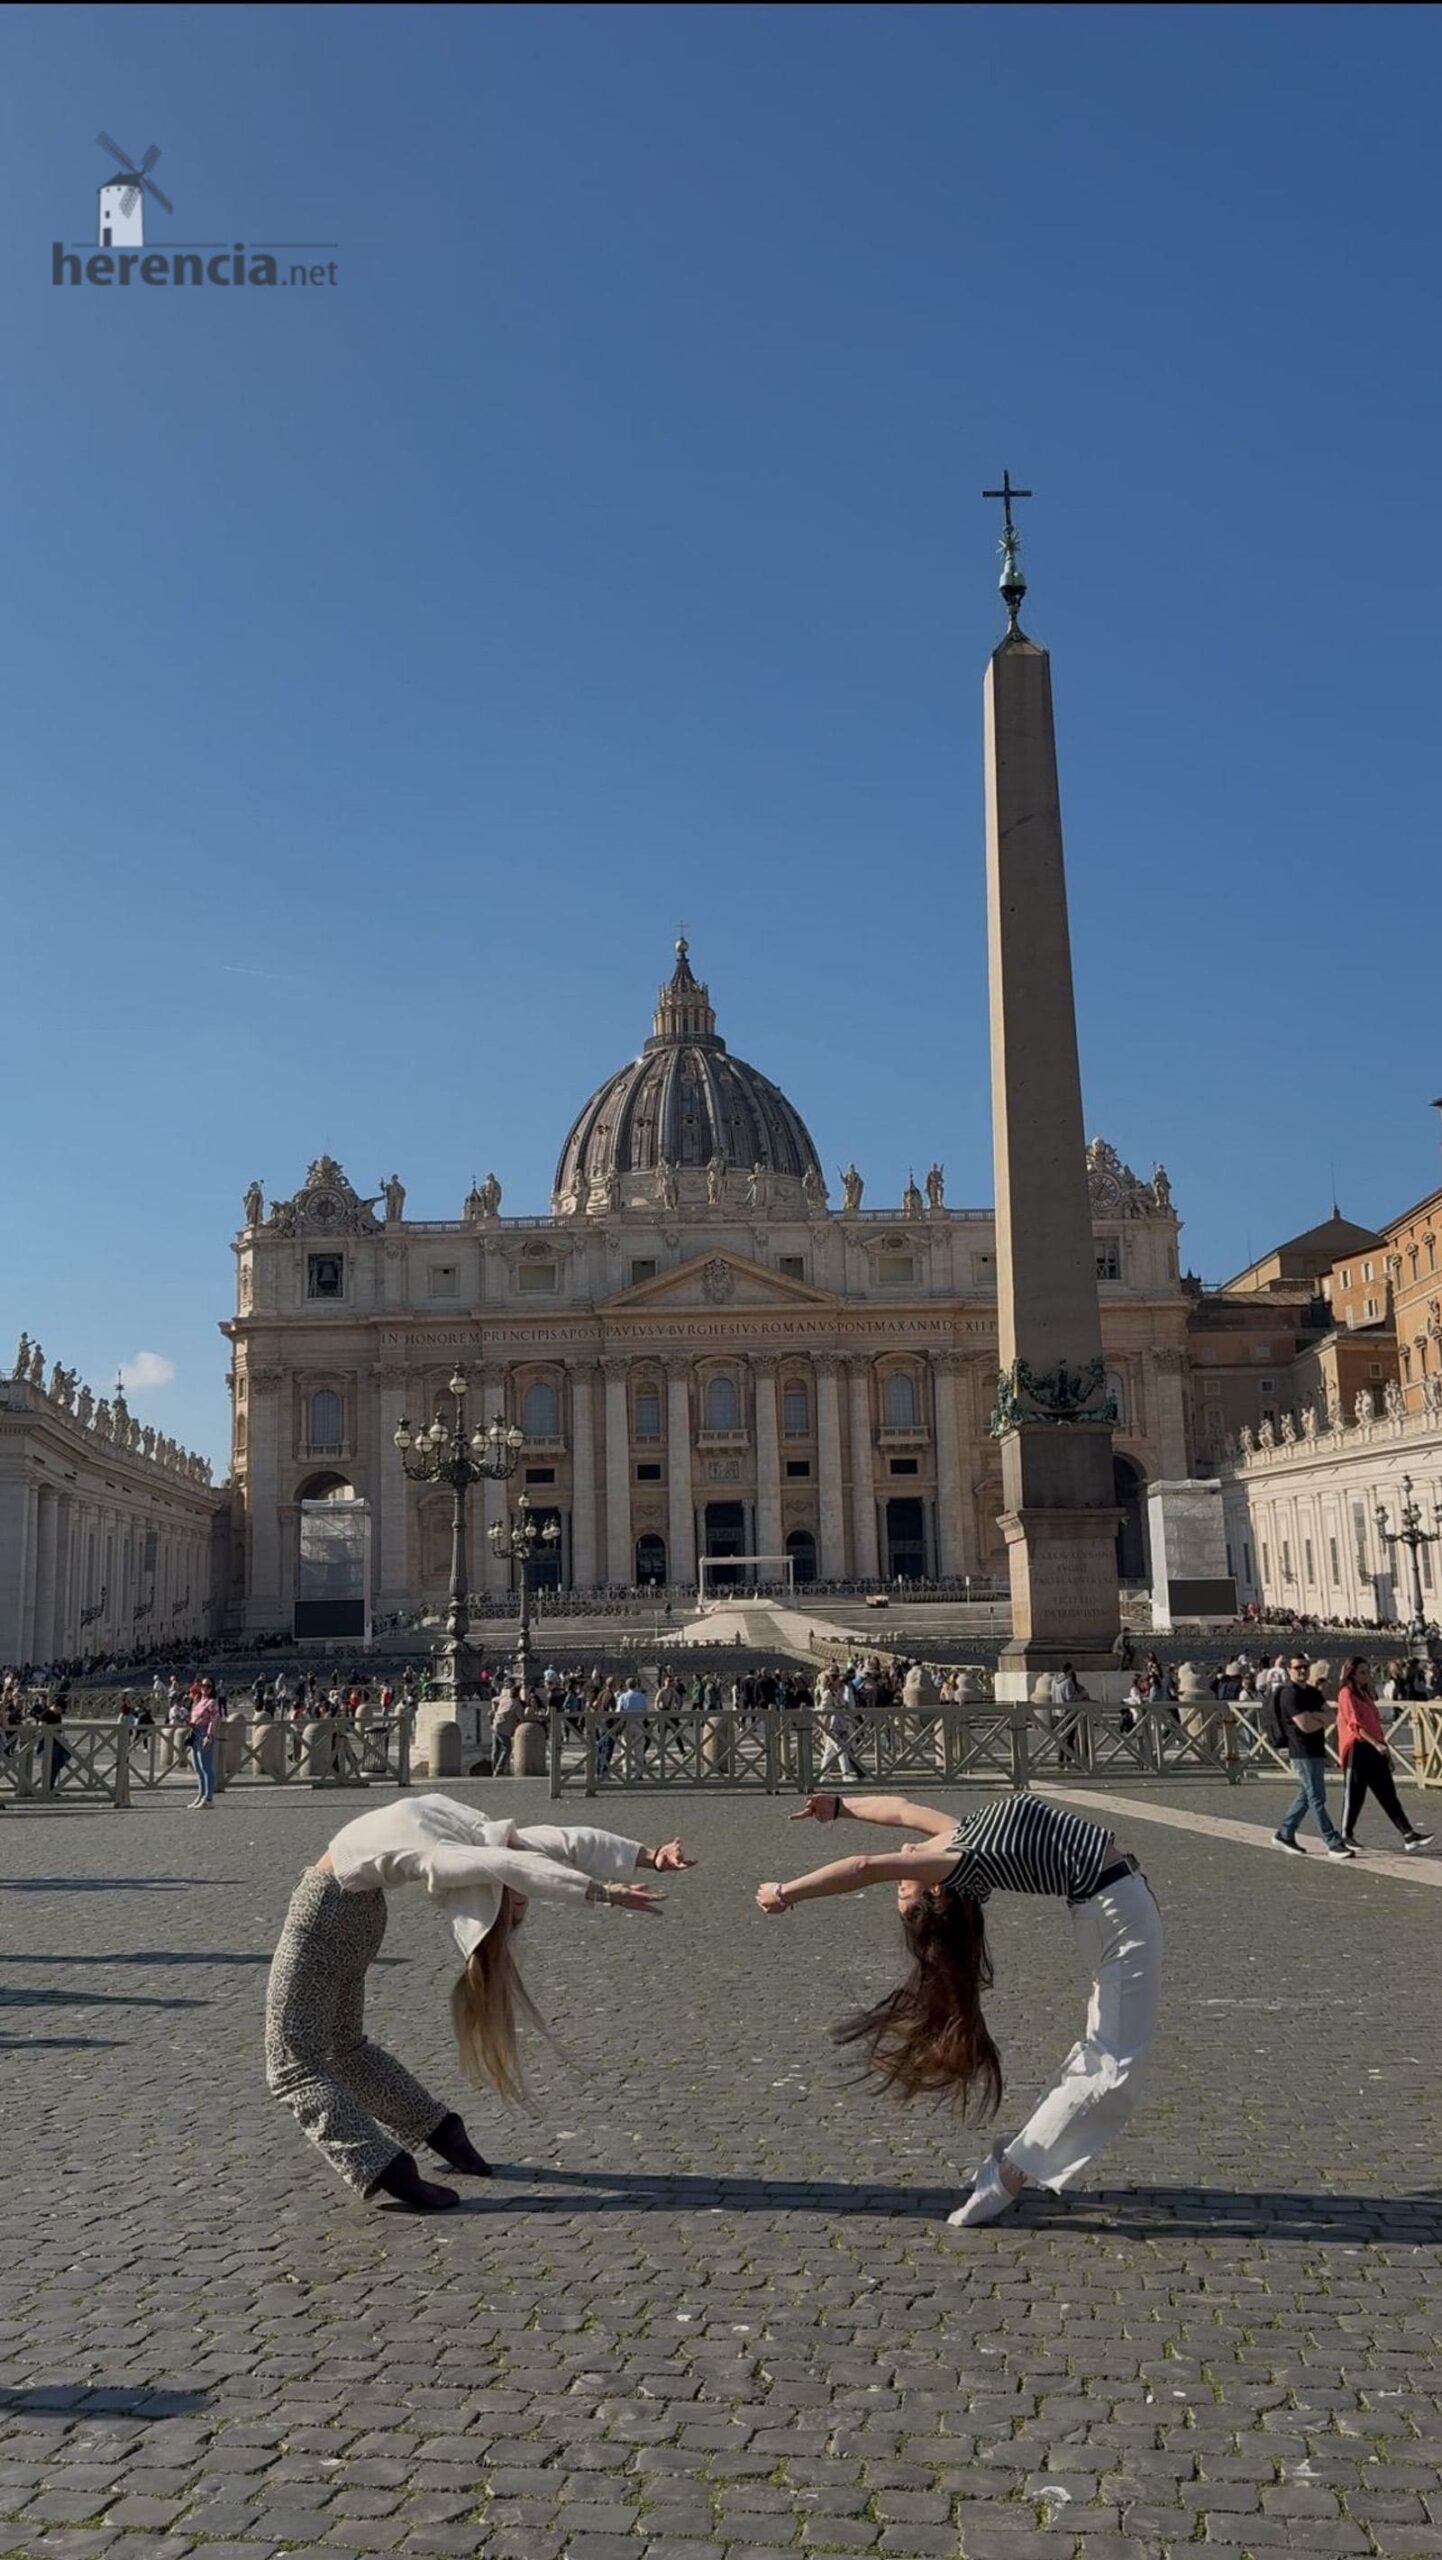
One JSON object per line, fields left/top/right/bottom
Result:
{"left": 449, "top": 1888, "right": 547, "bottom": 2102}
{"left": 833, "top": 1892, "right": 1003, "bottom": 2119}
{"left": 1340, "top": 1656, "right": 1372, "bottom": 1699}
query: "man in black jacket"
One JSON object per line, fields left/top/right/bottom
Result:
{"left": 1272, "top": 1653, "right": 1354, "bottom": 1859}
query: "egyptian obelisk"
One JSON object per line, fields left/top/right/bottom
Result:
{"left": 982, "top": 476, "right": 1120, "bottom": 1697}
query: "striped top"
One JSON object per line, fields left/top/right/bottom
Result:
{"left": 944, "top": 1795, "right": 1112, "bottom": 1906}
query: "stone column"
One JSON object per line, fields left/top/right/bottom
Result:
{"left": 32, "top": 1487, "right": 59, "bottom": 1662}
{"left": 375, "top": 1366, "right": 411, "bottom": 1610}
{"left": 603, "top": 1359, "right": 632, "bottom": 1586}
{"left": 246, "top": 1371, "right": 284, "bottom": 1627}
{"left": 479, "top": 1370, "right": 510, "bottom": 1596}
{"left": 846, "top": 1357, "right": 880, "bottom": 1581}
{"left": 984, "top": 572, "right": 1119, "bottom": 1687}
{"left": 814, "top": 1355, "right": 847, "bottom": 1579}
{"left": 568, "top": 1360, "right": 599, "bottom": 1590}
{"left": 929, "top": 1350, "right": 966, "bottom": 1577}
{"left": 665, "top": 1362, "right": 696, "bottom": 1585}
{"left": 753, "top": 1357, "right": 783, "bottom": 1564}
{"left": 52, "top": 1495, "right": 75, "bottom": 1657}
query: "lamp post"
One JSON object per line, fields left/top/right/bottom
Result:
{"left": 1375, "top": 1474, "right": 1442, "bottom": 1662}
{"left": 394, "top": 1370, "right": 523, "bottom": 1702}
{"left": 489, "top": 1489, "right": 561, "bottom": 1699}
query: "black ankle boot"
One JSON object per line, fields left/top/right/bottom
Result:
{"left": 425, "top": 2112, "right": 493, "bottom": 2176}
{"left": 365, "top": 2150, "right": 460, "bottom": 2212}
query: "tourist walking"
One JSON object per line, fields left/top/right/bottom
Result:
{"left": 265, "top": 1793, "right": 691, "bottom": 2210}
{"left": 188, "top": 1677, "right": 221, "bottom": 1809}
{"left": 1337, "top": 1658, "right": 1432, "bottom": 1852}
{"left": 756, "top": 1789, "right": 1162, "bottom": 2228}
{"left": 1269, "top": 1652, "right": 1353, "bottom": 1859}
{"left": 815, "top": 1666, "right": 863, "bottom": 1781}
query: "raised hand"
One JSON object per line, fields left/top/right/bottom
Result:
{"left": 789, "top": 1792, "right": 840, "bottom": 1823}
{"left": 648, "top": 1838, "right": 694, "bottom": 1871}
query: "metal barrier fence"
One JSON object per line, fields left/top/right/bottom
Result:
{"left": 0, "top": 1723, "right": 133, "bottom": 1807}
{"left": 1, "top": 1710, "right": 412, "bottom": 1807}
{"left": 549, "top": 1700, "right": 1442, "bottom": 1797}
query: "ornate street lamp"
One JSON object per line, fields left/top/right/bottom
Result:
{"left": 489, "top": 1489, "right": 561, "bottom": 1699}
{"left": 394, "top": 1370, "right": 523, "bottom": 1702}
{"left": 1375, "top": 1474, "right": 1442, "bottom": 1662}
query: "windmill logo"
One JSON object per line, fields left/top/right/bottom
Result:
{"left": 53, "top": 136, "right": 339, "bottom": 289}
{"left": 95, "top": 131, "right": 173, "bottom": 247}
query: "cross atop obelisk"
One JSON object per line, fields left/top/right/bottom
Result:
{"left": 982, "top": 469, "right": 1033, "bottom": 634}
{"left": 979, "top": 477, "right": 1121, "bottom": 1697}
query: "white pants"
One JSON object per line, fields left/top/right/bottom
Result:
{"left": 818, "top": 1733, "right": 860, "bottom": 1780}
{"left": 1005, "top": 1871, "right": 1163, "bottom": 2192}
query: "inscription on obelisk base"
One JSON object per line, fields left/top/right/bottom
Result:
{"left": 980, "top": 478, "right": 1123, "bottom": 1703}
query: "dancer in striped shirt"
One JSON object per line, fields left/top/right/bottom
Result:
{"left": 756, "top": 1790, "right": 1163, "bottom": 2227}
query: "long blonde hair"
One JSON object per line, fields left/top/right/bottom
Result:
{"left": 449, "top": 1887, "right": 547, "bottom": 2102}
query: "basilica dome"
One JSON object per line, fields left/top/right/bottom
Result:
{"left": 552, "top": 941, "right": 824, "bottom": 1214}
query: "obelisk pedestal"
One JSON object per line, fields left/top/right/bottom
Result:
{"left": 981, "top": 495, "right": 1121, "bottom": 1700}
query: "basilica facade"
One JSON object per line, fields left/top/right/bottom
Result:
{"left": 224, "top": 943, "right": 1193, "bottom": 1633}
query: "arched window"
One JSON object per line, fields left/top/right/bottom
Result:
{"left": 705, "top": 1374, "right": 740, "bottom": 1433}
{"left": 309, "top": 1388, "right": 343, "bottom": 1450}
{"left": 786, "top": 1527, "right": 817, "bottom": 1582}
{"left": 883, "top": 1370, "right": 918, "bottom": 1430}
{"left": 635, "top": 1532, "right": 667, "bottom": 1586}
{"left": 522, "top": 1379, "right": 559, "bottom": 1438}
{"left": 781, "top": 1380, "right": 809, "bottom": 1437}
{"left": 634, "top": 1383, "right": 662, "bottom": 1438}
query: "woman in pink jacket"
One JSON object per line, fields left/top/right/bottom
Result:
{"left": 1338, "top": 1658, "right": 1431, "bottom": 1851}
{"left": 188, "top": 1677, "right": 222, "bottom": 1809}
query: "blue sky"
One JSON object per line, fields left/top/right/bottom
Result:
{"left": 6, "top": 2, "right": 1442, "bottom": 1466}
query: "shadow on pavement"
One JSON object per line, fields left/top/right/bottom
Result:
{"left": 0, "top": 1986, "right": 208, "bottom": 2012}
{"left": 0, "top": 2386, "right": 211, "bottom": 2418}
{"left": 483, "top": 2161, "right": 1442, "bottom": 2242}
{"left": 0, "top": 2033, "right": 123, "bottom": 2050}
{"left": 0, "top": 1878, "right": 236, "bottom": 1892}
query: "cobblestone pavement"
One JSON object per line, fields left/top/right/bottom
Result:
{"left": 2, "top": 1778, "right": 1441, "bottom": 2560}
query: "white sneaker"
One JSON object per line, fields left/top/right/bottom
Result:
{"left": 1405, "top": 1832, "right": 1433, "bottom": 1852}
{"left": 947, "top": 2154, "right": 1022, "bottom": 2228}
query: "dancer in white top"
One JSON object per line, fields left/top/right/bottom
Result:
{"left": 266, "top": 1793, "right": 692, "bottom": 2211}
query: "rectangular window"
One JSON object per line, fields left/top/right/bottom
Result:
{"left": 1281, "top": 1540, "right": 1292, "bottom": 1582}
{"left": 1259, "top": 1377, "right": 1274, "bottom": 1395}
{"left": 428, "top": 1265, "right": 459, "bottom": 1298}
{"left": 1352, "top": 1501, "right": 1368, "bottom": 1572}
{"left": 785, "top": 1459, "right": 811, "bottom": 1478}
{"left": 636, "top": 1462, "right": 662, "bottom": 1482}
{"left": 524, "top": 1467, "right": 555, "bottom": 1485}
{"left": 1340, "top": 1269, "right": 1351, "bottom": 1289}
{"left": 877, "top": 1253, "right": 916, "bottom": 1287}
{"left": 1364, "top": 1297, "right": 1377, "bottom": 1320}
{"left": 306, "top": 1253, "right": 344, "bottom": 1301}
{"left": 1303, "top": 1539, "right": 1314, "bottom": 1585}
{"left": 777, "top": 1254, "right": 806, "bottom": 1282}
{"left": 1403, "top": 1351, "right": 1413, "bottom": 1381}
{"left": 1261, "top": 1542, "right": 1271, "bottom": 1582}
{"left": 1329, "top": 1536, "right": 1340, "bottom": 1586}
{"left": 782, "top": 1388, "right": 808, "bottom": 1435}
{"left": 517, "top": 1262, "right": 557, "bottom": 1294}
{"left": 629, "top": 1258, "right": 657, "bottom": 1286}
{"left": 1368, "top": 1363, "right": 1383, "bottom": 1378}
{"left": 1243, "top": 1541, "right": 1252, "bottom": 1584}
{"left": 889, "top": 1457, "right": 919, "bottom": 1476}
{"left": 1364, "top": 1261, "right": 1374, "bottom": 1282}
{"left": 971, "top": 1251, "right": 996, "bottom": 1283}
{"left": 1095, "top": 1240, "right": 1121, "bottom": 1282}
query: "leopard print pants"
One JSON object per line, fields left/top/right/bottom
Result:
{"left": 265, "top": 1868, "right": 449, "bottom": 2192}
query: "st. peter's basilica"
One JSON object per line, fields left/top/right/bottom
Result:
{"left": 223, "top": 940, "right": 1191, "bottom": 1634}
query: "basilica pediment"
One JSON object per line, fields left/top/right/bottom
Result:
{"left": 602, "top": 1249, "right": 838, "bottom": 1314}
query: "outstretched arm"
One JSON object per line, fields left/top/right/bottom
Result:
{"left": 790, "top": 1791, "right": 956, "bottom": 1839}
{"left": 756, "top": 1846, "right": 956, "bottom": 1913}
